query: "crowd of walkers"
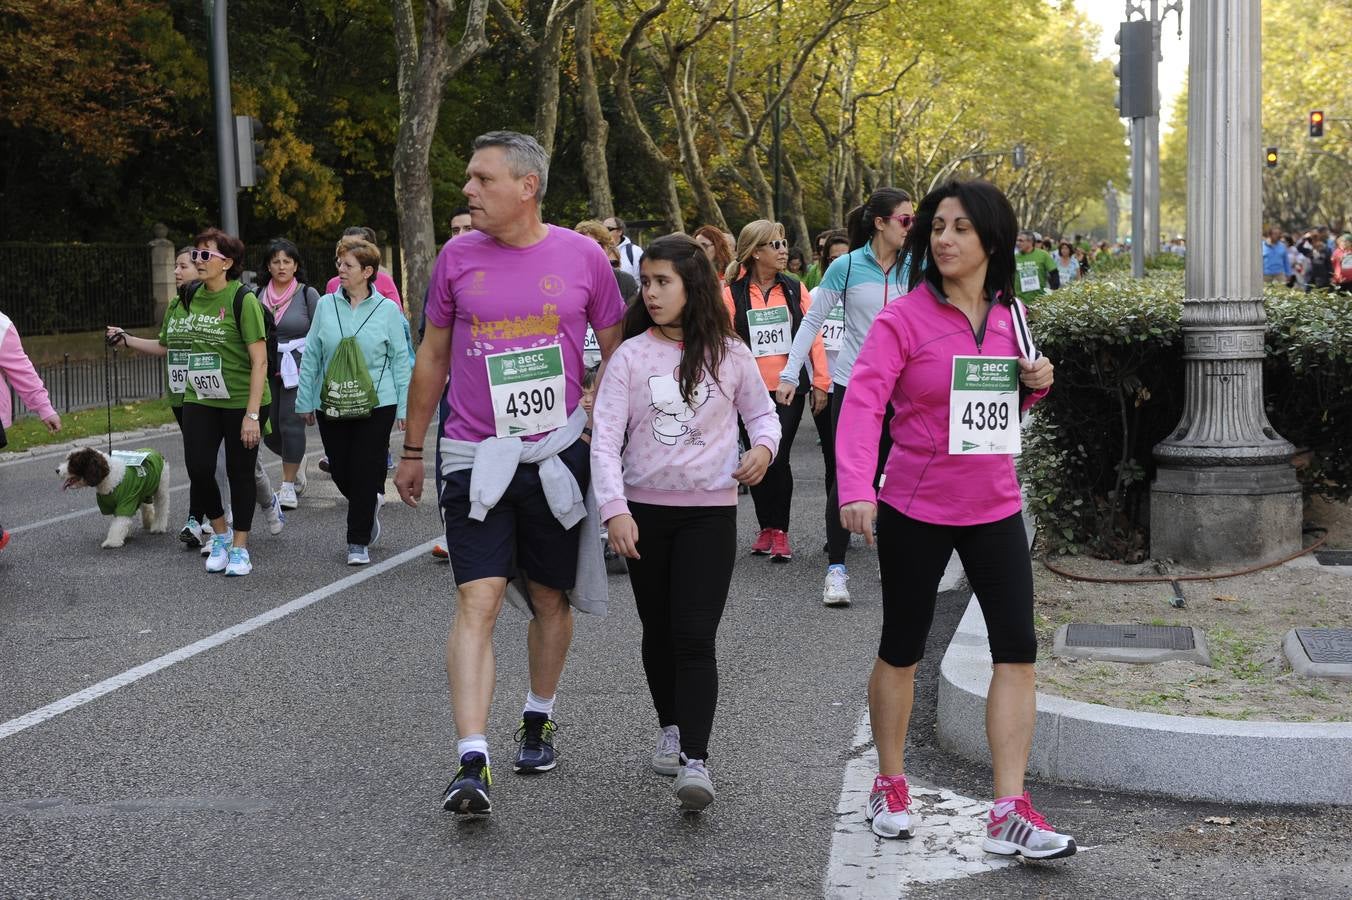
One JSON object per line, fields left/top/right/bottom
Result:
{"left": 1263, "top": 225, "right": 1352, "bottom": 292}
{"left": 4, "top": 128, "right": 1084, "bottom": 862}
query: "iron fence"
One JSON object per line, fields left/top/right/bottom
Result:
{"left": 0, "top": 243, "right": 154, "bottom": 335}
{"left": 8, "top": 350, "right": 165, "bottom": 419}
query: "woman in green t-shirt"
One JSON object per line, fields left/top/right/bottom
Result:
{"left": 178, "top": 228, "right": 273, "bottom": 577}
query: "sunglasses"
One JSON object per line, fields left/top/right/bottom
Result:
{"left": 607, "top": 225, "right": 623, "bottom": 232}
{"left": 884, "top": 214, "right": 916, "bottom": 229}
{"left": 759, "top": 239, "right": 788, "bottom": 251}
{"left": 189, "top": 248, "right": 229, "bottom": 263}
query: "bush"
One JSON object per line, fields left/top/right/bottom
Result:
{"left": 1019, "top": 273, "right": 1352, "bottom": 559}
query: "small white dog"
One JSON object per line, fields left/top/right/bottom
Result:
{"left": 57, "top": 447, "right": 171, "bottom": 548}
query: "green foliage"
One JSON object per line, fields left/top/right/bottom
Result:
{"left": 1020, "top": 273, "right": 1352, "bottom": 559}
{"left": 1, "top": 398, "right": 175, "bottom": 454}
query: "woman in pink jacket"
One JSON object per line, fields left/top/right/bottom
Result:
{"left": 1, "top": 310, "right": 63, "bottom": 550}
{"left": 836, "top": 181, "right": 1075, "bottom": 859}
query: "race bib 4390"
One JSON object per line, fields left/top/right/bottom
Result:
{"left": 486, "top": 345, "right": 568, "bottom": 438}
{"left": 949, "top": 356, "right": 1020, "bottom": 455}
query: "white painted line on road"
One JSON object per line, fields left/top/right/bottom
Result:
{"left": 8, "top": 460, "right": 283, "bottom": 535}
{"left": 823, "top": 710, "right": 1016, "bottom": 898}
{"left": 0, "top": 538, "right": 439, "bottom": 742}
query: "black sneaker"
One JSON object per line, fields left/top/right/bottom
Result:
{"left": 513, "top": 712, "right": 558, "bottom": 773}
{"left": 442, "top": 752, "right": 492, "bottom": 814}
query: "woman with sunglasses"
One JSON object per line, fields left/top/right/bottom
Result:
{"left": 774, "top": 188, "right": 913, "bottom": 607}
{"left": 178, "top": 229, "right": 273, "bottom": 577}
{"left": 837, "top": 180, "right": 1074, "bottom": 859}
{"left": 723, "top": 220, "right": 830, "bottom": 562}
{"left": 107, "top": 246, "right": 283, "bottom": 550}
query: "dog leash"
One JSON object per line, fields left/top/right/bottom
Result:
{"left": 104, "top": 330, "right": 114, "bottom": 455}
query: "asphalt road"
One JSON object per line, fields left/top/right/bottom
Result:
{"left": 2, "top": 422, "right": 1350, "bottom": 899}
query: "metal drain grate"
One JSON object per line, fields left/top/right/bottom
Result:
{"left": 1314, "top": 550, "right": 1352, "bottom": 566}
{"left": 1064, "top": 623, "right": 1196, "bottom": 651}
{"left": 1295, "top": 629, "right": 1352, "bottom": 665}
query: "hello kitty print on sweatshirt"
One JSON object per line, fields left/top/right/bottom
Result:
{"left": 590, "top": 329, "right": 781, "bottom": 523}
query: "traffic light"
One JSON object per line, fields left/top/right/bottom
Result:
{"left": 1309, "top": 110, "right": 1324, "bottom": 138}
{"left": 235, "top": 115, "right": 265, "bottom": 188}
{"left": 1265, "top": 147, "right": 1279, "bottom": 168}
{"left": 1114, "top": 21, "right": 1157, "bottom": 119}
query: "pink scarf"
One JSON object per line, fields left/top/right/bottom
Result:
{"left": 263, "top": 278, "right": 300, "bottom": 320}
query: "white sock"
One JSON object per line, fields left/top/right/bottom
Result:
{"left": 992, "top": 795, "right": 1021, "bottom": 818}
{"left": 281, "top": 481, "right": 294, "bottom": 491}
{"left": 457, "top": 735, "right": 489, "bottom": 764}
{"left": 524, "top": 690, "right": 555, "bottom": 717}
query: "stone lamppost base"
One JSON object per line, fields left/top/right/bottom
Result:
{"left": 1150, "top": 465, "right": 1302, "bottom": 567}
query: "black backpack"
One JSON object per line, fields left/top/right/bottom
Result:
{"left": 232, "top": 285, "right": 280, "bottom": 378}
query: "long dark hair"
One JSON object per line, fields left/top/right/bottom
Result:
{"left": 623, "top": 234, "right": 737, "bottom": 404}
{"left": 845, "top": 187, "right": 911, "bottom": 251}
{"left": 259, "top": 238, "right": 308, "bottom": 287}
{"left": 903, "top": 180, "right": 1019, "bottom": 304}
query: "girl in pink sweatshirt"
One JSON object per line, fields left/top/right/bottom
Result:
{"left": 590, "top": 234, "right": 780, "bottom": 812}
{"left": 836, "top": 181, "right": 1076, "bottom": 860}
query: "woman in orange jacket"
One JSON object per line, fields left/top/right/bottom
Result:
{"left": 723, "top": 220, "right": 830, "bottom": 561}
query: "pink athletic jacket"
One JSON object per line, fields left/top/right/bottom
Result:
{"left": 0, "top": 312, "right": 56, "bottom": 428}
{"left": 836, "top": 281, "right": 1047, "bottom": 526}
{"left": 591, "top": 330, "right": 781, "bottom": 522}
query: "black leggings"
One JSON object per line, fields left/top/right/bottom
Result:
{"left": 875, "top": 503, "right": 1036, "bottom": 667}
{"left": 182, "top": 402, "right": 269, "bottom": 533}
{"left": 626, "top": 502, "right": 737, "bottom": 761}
{"left": 318, "top": 405, "right": 396, "bottom": 545}
{"left": 745, "top": 391, "right": 803, "bottom": 532}
{"left": 813, "top": 390, "right": 834, "bottom": 494}
{"left": 825, "top": 383, "right": 893, "bottom": 565}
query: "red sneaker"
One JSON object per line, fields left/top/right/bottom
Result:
{"left": 0, "top": 528, "right": 9, "bottom": 551}
{"left": 751, "top": 527, "right": 774, "bottom": 555}
{"left": 770, "top": 530, "right": 792, "bottom": 562}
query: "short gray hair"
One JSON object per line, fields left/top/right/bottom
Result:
{"left": 472, "top": 130, "right": 550, "bottom": 200}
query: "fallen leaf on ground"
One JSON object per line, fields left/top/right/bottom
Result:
{"left": 1204, "top": 816, "right": 1234, "bottom": 825}
{"left": 1212, "top": 594, "right": 1238, "bottom": 602}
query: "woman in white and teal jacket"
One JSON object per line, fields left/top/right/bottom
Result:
{"left": 774, "top": 187, "right": 914, "bottom": 606}
{"left": 296, "top": 236, "right": 411, "bottom": 565}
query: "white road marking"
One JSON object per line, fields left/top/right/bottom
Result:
{"left": 0, "top": 539, "right": 439, "bottom": 742}
{"left": 823, "top": 710, "right": 1017, "bottom": 898}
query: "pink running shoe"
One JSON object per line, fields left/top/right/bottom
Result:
{"left": 983, "top": 792, "right": 1077, "bottom": 859}
{"left": 866, "top": 774, "right": 914, "bottom": 839}
{"left": 751, "top": 527, "right": 775, "bottom": 555}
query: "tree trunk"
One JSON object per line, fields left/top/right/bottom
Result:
{"left": 613, "top": 0, "right": 683, "bottom": 231}
{"left": 574, "top": 0, "right": 612, "bottom": 218}
{"left": 783, "top": 151, "right": 811, "bottom": 254}
{"left": 392, "top": 0, "right": 489, "bottom": 329}
{"left": 657, "top": 47, "right": 725, "bottom": 230}
{"left": 533, "top": 23, "right": 565, "bottom": 155}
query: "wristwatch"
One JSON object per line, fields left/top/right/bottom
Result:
{"left": 246, "top": 412, "right": 260, "bottom": 421}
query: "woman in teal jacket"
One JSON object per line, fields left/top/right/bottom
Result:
{"left": 296, "top": 236, "right": 412, "bottom": 565}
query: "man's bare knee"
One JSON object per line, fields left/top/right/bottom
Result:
{"left": 526, "top": 582, "right": 570, "bottom": 619}
{"left": 455, "top": 578, "right": 508, "bottom": 630}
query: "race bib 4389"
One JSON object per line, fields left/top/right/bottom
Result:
{"left": 949, "top": 356, "right": 1020, "bottom": 455}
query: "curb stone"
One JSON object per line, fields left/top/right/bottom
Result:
{"left": 0, "top": 424, "right": 181, "bottom": 467}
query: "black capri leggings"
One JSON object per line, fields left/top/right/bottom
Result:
{"left": 875, "top": 503, "right": 1036, "bottom": 667}
{"left": 182, "top": 402, "right": 270, "bottom": 534}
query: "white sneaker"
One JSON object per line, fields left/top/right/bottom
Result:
{"left": 198, "top": 522, "right": 215, "bottom": 556}
{"left": 982, "top": 792, "right": 1077, "bottom": 859}
{"left": 674, "top": 758, "right": 715, "bottom": 811}
{"left": 867, "top": 774, "right": 915, "bottom": 839}
{"left": 265, "top": 493, "right": 285, "bottom": 535}
{"left": 277, "top": 482, "right": 298, "bottom": 510}
{"left": 347, "top": 544, "right": 370, "bottom": 566}
{"left": 294, "top": 454, "right": 308, "bottom": 495}
{"left": 652, "top": 726, "right": 681, "bottom": 776}
{"left": 823, "top": 565, "right": 851, "bottom": 607}
{"left": 205, "top": 533, "right": 232, "bottom": 573}
{"left": 224, "top": 547, "right": 252, "bottom": 577}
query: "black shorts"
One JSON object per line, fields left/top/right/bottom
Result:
{"left": 440, "top": 438, "right": 591, "bottom": 589}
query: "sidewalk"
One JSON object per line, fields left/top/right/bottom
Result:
{"left": 936, "top": 510, "right": 1352, "bottom": 805}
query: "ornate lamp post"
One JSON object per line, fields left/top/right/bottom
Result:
{"left": 1149, "top": 0, "right": 1302, "bottom": 566}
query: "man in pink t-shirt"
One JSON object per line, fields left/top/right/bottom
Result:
{"left": 394, "top": 131, "right": 625, "bottom": 816}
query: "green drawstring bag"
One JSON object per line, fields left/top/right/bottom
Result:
{"left": 320, "top": 300, "right": 386, "bottom": 420}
